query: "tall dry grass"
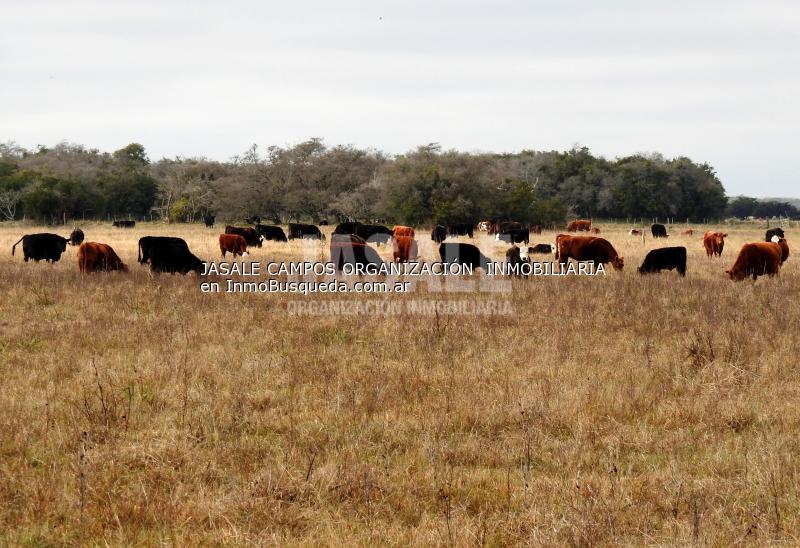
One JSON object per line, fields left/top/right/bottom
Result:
{"left": 1, "top": 221, "right": 799, "bottom": 545}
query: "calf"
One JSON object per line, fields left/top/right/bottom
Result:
{"left": 78, "top": 242, "right": 127, "bottom": 273}
{"left": 393, "top": 236, "right": 418, "bottom": 263}
{"left": 638, "top": 246, "right": 686, "bottom": 276}
{"left": 528, "top": 243, "right": 555, "bottom": 254}
{"left": 219, "top": 234, "right": 248, "bottom": 258}
{"left": 703, "top": 231, "right": 727, "bottom": 258}
{"left": 438, "top": 242, "right": 491, "bottom": 270}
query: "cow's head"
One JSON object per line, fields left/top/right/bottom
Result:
{"left": 612, "top": 256, "right": 624, "bottom": 270}
{"left": 726, "top": 268, "right": 746, "bottom": 281}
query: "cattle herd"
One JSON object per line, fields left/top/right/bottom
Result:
{"left": 7, "top": 217, "right": 791, "bottom": 281}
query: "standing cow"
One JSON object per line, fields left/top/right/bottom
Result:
{"left": 393, "top": 236, "right": 418, "bottom": 263}
{"left": 703, "top": 231, "right": 727, "bottom": 258}
{"left": 566, "top": 220, "right": 592, "bottom": 232}
{"left": 288, "top": 223, "right": 325, "bottom": 240}
{"left": 11, "top": 233, "right": 70, "bottom": 262}
{"left": 726, "top": 238, "right": 789, "bottom": 280}
{"left": 219, "top": 234, "right": 248, "bottom": 258}
{"left": 638, "top": 247, "right": 686, "bottom": 276}
{"left": 556, "top": 234, "right": 624, "bottom": 270}
{"left": 651, "top": 223, "right": 668, "bottom": 238}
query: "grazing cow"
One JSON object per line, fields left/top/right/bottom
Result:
{"left": 333, "top": 221, "right": 362, "bottom": 235}
{"left": 356, "top": 224, "right": 393, "bottom": 245}
{"left": 726, "top": 239, "right": 789, "bottom": 280}
{"left": 69, "top": 228, "right": 85, "bottom": 246}
{"left": 254, "top": 224, "right": 288, "bottom": 242}
{"left": 703, "top": 231, "right": 727, "bottom": 258}
{"left": 138, "top": 236, "right": 203, "bottom": 274}
{"left": 204, "top": 215, "right": 215, "bottom": 228}
{"left": 682, "top": 229, "right": 694, "bottom": 236}
{"left": 11, "top": 233, "right": 70, "bottom": 262}
{"left": 225, "top": 225, "right": 263, "bottom": 247}
{"left": 566, "top": 219, "right": 592, "bottom": 232}
{"left": 219, "top": 234, "right": 248, "bottom": 258}
{"left": 288, "top": 223, "right": 324, "bottom": 240}
{"left": 438, "top": 242, "right": 491, "bottom": 270}
{"left": 392, "top": 236, "right": 418, "bottom": 263}
{"left": 638, "top": 247, "right": 687, "bottom": 276}
{"left": 447, "top": 223, "right": 474, "bottom": 238}
{"left": 651, "top": 223, "right": 668, "bottom": 238}
{"left": 629, "top": 229, "right": 642, "bottom": 236}
{"left": 590, "top": 227, "right": 601, "bottom": 234}
{"left": 528, "top": 243, "right": 555, "bottom": 254}
{"left": 393, "top": 225, "right": 415, "bottom": 238}
{"left": 431, "top": 225, "right": 447, "bottom": 244}
{"left": 112, "top": 220, "right": 136, "bottom": 228}
{"left": 495, "top": 228, "right": 530, "bottom": 244}
{"left": 77, "top": 242, "right": 127, "bottom": 273}
{"left": 556, "top": 234, "right": 624, "bottom": 270}
{"left": 330, "top": 240, "right": 383, "bottom": 271}
{"left": 765, "top": 228, "right": 785, "bottom": 242}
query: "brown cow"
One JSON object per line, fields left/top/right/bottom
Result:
{"left": 629, "top": 229, "right": 642, "bottom": 236}
{"left": 590, "top": 227, "right": 601, "bottom": 234}
{"left": 393, "top": 225, "right": 415, "bottom": 238}
{"left": 556, "top": 234, "right": 624, "bottom": 270}
{"left": 682, "top": 229, "right": 694, "bottom": 236}
{"left": 393, "top": 235, "right": 418, "bottom": 263}
{"left": 703, "top": 231, "right": 727, "bottom": 258}
{"left": 726, "top": 239, "right": 789, "bottom": 280}
{"left": 77, "top": 242, "right": 127, "bottom": 273}
{"left": 219, "top": 233, "right": 248, "bottom": 258}
{"left": 566, "top": 219, "right": 592, "bottom": 232}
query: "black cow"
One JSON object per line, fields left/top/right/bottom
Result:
{"left": 333, "top": 222, "right": 362, "bottom": 235}
{"left": 766, "top": 228, "right": 785, "bottom": 242}
{"left": 431, "top": 225, "right": 447, "bottom": 244}
{"left": 638, "top": 246, "right": 687, "bottom": 276}
{"left": 69, "top": 228, "right": 85, "bottom": 246}
{"left": 112, "top": 220, "right": 136, "bottom": 228}
{"left": 505, "top": 245, "right": 530, "bottom": 278}
{"left": 528, "top": 243, "right": 555, "bottom": 254}
{"left": 496, "top": 228, "right": 530, "bottom": 244}
{"left": 204, "top": 215, "right": 215, "bottom": 228}
{"left": 225, "top": 225, "right": 263, "bottom": 247}
{"left": 493, "top": 221, "right": 524, "bottom": 235}
{"left": 11, "top": 233, "right": 70, "bottom": 262}
{"left": 438, "top": 242, "right": 491, "bottom": 270}
{"left": 331, "top": 234, "right": 367, "bottom": 245}
{"left": 356, "top": 224, "right": 392, "bottom": 245}
{"left": 448, "top": 223, "right": 474, "bottom": 238}
{"left": 255, "top": 224, "right": 288, "bottom": 242}
{"left": 138, "top": 236, "right": 203, "bottom": 274}
{"left": 288, "top": 223, "right": 324, "bottom": 240}
{"left": 330, "top": 241, "right": 383, "bottom": 271}
{"left": 651, "top": 223, "right": 668, "bottom": 238}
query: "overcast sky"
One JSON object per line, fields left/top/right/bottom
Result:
{"left": 2, "top": 0, "right": 799, "bottom": 197}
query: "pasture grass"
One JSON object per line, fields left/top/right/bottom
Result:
{"left": 1, "top": 221, "right": 799, "bottom": 545}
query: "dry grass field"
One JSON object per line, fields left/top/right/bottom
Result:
{"left": 1, "top": 221, "right": 800, "bottom": 545}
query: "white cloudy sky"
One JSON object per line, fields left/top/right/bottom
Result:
{"left": 2, "top": 0, "right": 799, "bottom": 196}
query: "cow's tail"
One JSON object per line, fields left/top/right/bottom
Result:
{"left": 11, "top": 236, "right": 24, "bottom": 256}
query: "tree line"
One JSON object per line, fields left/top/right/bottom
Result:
{"left": 0, "top": 139, "right": 788, "bottom": 226}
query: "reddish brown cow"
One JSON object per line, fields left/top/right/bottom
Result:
{"left": 682, "top": 229, "right": 694, "bottom": 236}
{"left": 726, "top": 239, "right": 789, "bottom": 280}
{"left": 393, "top": 225, "right": 415, "bottom": 238}
{"left": 393, "top": 236, "right": 418, "bottom": 263}
{"left": 703, "top": 231, "right": 727, "bottom": 258}
{"left": 590, "top": 227, "right": 601, "bottom": 234}
{"left": 629, "top": 229, "right": 642, "bottom": 236}
{"left": 556, "top": 234, "right": 624, "bottom": 270}
{"left": 219, "top": 233, "right": 248, "bottom": 258}
{"left": 77, "top": 242, "right": 128, "bottom": 273}
{"left": 566, "top": 219, "right": 592, "bottom": 232}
